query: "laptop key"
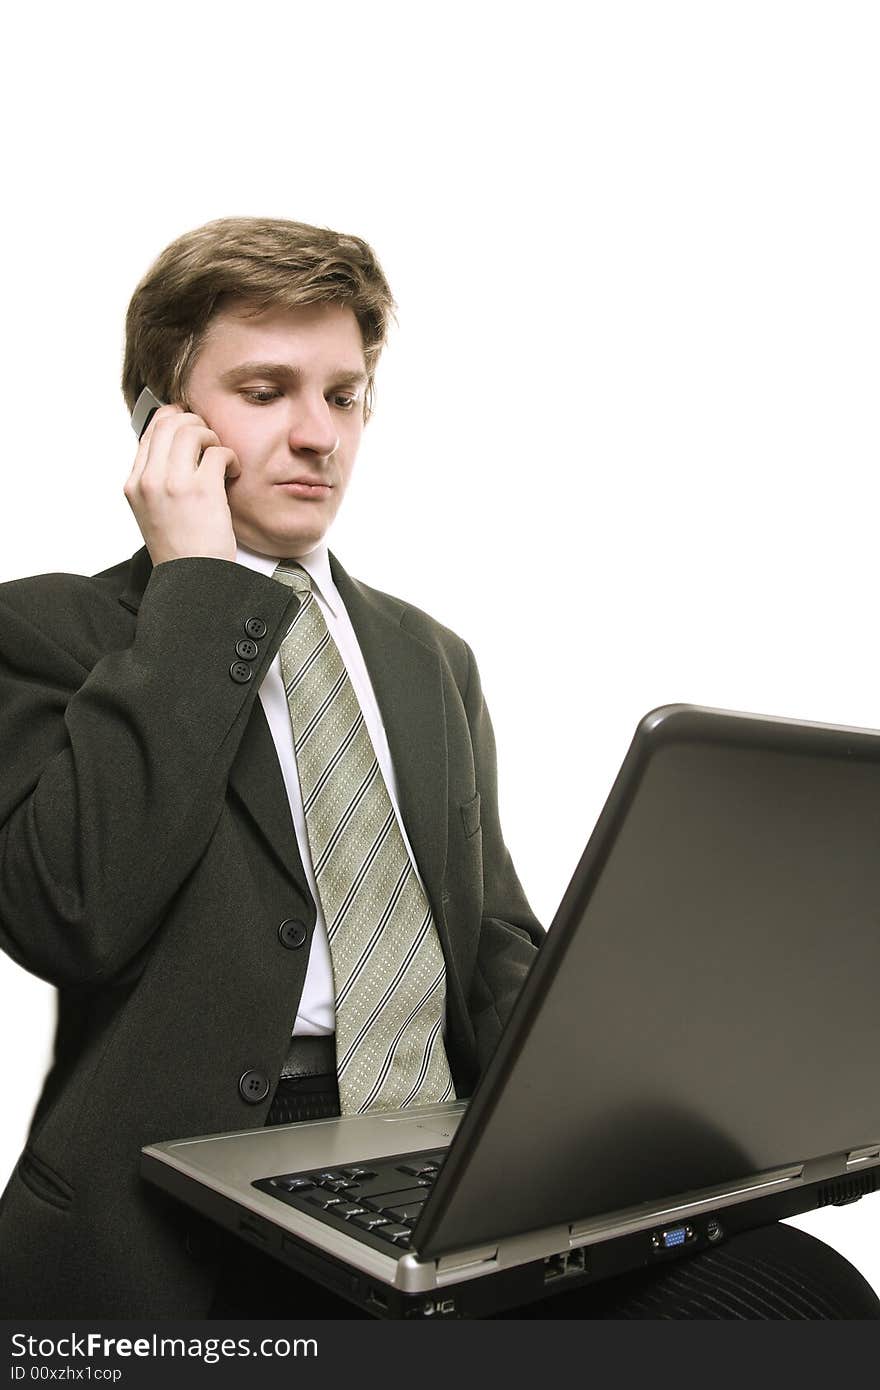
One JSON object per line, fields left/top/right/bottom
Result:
{"left": 334, "top": 1202, "right": 369, "bottom": 1219}
{"left": 272, "top": 1176, "right": 315, "bottom": 1192}
{"left": 379, "top": 1224, "right": 411, "bottom": 1245}
{"left": 351, "top": 1212, "right": 391, "bottom": 1231}
{"left": 357, "top": 1198, "right": 387, "bottom": 1213}
{"left": 364, "top": 1186, "right": 430, "bottom": 1207}
{"left": 307, "top": 1194, "right": 344, "bottom": 1210}
{"left": 385, "top": 1202, "right": 426, "bottom": 1222}
{"left": 342, "top": 1167, "right": 376, "bottom": 1180}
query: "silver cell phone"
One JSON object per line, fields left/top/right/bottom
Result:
{"left": 131, "top": 386, "right": 165, "bottom": 441}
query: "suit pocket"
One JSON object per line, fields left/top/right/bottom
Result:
{"left": 17, "top": 1147, "right": 74, "bottom": 1211}
{"left": 459, "top": 791, "right": 481, "bottom": 840}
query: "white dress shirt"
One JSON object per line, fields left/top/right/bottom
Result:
{"left": 234, "top": 539, "right": 430, "bottom": 1038}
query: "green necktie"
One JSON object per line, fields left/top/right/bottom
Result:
{"left": 272, "top": 560, "right": 456, "bottom": 1115}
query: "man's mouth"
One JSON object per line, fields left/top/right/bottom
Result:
{"left": 275, "top": 479, "right": 332, "bottom": 497}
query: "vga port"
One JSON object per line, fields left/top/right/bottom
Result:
{"left": 651, "top": 1224, "right": 695, "bottom": 1252}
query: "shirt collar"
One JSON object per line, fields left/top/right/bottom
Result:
{"left": 234, "top": 538, "right": 340, "bottom": 619}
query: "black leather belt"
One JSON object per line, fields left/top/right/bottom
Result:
{"left": 280, "top": 1034, "right": 336, "bottom": 1081}
{"left": 269, "top": 1035, "right": 340, "bottom": 1125}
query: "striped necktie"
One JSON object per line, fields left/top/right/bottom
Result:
{"left": 272, "top": 560, "right": 456, "bottom": 1115}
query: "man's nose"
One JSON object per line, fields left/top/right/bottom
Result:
{"left": 288, "top": 395, "right": 339, "bottom": 457}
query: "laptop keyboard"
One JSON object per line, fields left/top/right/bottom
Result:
{"left": 252, "top": 1148, "right": 447, "bottom": 1255}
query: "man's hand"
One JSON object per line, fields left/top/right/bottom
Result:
{"left": 123, "top": 404, "right": 242, "bottom": 566}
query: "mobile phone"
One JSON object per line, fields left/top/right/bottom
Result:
{"left": 131, "top": 386, "right": 165, "bottom": 441}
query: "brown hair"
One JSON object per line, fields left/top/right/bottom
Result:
{"left": 121, "top": 216, "right": 396, "bottom": 422}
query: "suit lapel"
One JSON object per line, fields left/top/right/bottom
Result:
{"left": 117, "top": 546, "right": 450, "bottom": 912}
{"left": 227, "top": 701, "right": 306, "bottom": 882}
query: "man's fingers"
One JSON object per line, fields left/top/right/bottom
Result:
{"left": 126, "top": 404, "right": 185, "bottom": 487}
{"left": 161, "top": 423, "right": 223, "bottom": 486}
{"left": 129, "top": 412, "right": 222, "bottom": 496}
{"left": 121, "top": 405, "right": 239, "bottom": 564}
{"left": 198, "top": 446, "right": 241, "bottom": 484}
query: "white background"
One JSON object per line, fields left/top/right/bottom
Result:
{"left": 1, "top": 0, "right": 878, "bottom": 1302}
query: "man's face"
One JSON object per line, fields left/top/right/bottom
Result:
{"left": 184, "top": 299, "right": 369, "bottom": 558}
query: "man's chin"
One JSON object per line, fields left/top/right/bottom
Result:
{"left": 234, "top": 523, "right": 328, "bottom": 560}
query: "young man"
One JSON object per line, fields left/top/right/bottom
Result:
{"left": 0, "top": 218, "right": 877, "bottom": 1320}
{"left": 0, "top": 217, "right": 543, "bottom": 1318}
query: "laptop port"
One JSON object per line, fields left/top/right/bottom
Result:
{"left": 365, "top": 1288, "right": 389, "bottom": 1312}
{"left": 238, "top": 1218, "right": 268, "bottom": 1244}
{"left": 543, "top": 1248, "right": 588, "bottom": 1282}
{"left": 651, "top": 1224, "right": 695, "bottom": 1252}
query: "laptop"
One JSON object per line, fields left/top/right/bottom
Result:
{"left": 141, "top": 704, "right": 880, "bottom": 1318}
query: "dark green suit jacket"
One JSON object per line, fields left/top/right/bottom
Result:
{"left": 0, "top": 546, "right": 543, "bottom": 1317}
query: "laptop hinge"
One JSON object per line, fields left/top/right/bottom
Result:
{"left": 436, "top": 1244, "right": 499, "bottom": 1275}
{"left": 846, "top": 1144, "right": 880, "bottom": 1169}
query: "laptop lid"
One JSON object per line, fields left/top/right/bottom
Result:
{"left": 413, "top": 703, "right": 880, "bottom": 1258}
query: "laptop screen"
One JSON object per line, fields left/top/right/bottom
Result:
{"left": 415, "top": 706, "right": 880, "bottom": 1257}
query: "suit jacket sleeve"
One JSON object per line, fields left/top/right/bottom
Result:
{"left": 461, "top": 639, "right": 545, "bottom": 1070}
{"left": 0, "top": 557, "right": 299, "bottom": 988}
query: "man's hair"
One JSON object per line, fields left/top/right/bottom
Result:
{"left": 121, "top": 216, "right": 396, "bottom": 423}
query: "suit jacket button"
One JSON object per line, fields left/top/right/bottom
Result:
{"left": 278, "top": 918, "right": 308, "bottom": 949}
{"left": 235, "top": 638, "right": 259, "bottom": 660}
{"left": 230, "top": 661, "right": 253, "bottom": 684}
{"left": 239, "top": 1070, "right": 270, "bottom": 1104}
{"left": 245, "top": 617, "right": 268, "bottom": 639}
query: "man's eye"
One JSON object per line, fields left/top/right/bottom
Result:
{"left": 242, "top": 389, "right": 282, "bottom": 404}
{"left": 332, "top": 394, "right": 358, "bottom": 410}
